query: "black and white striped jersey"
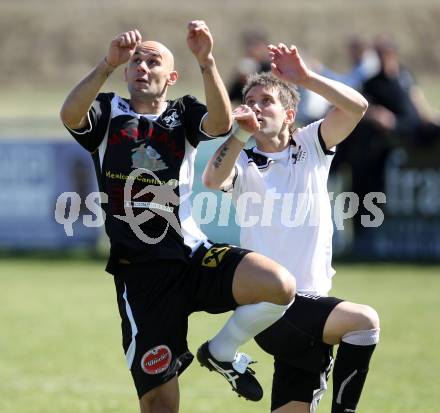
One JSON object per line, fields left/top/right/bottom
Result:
{"left": 66, "top": 92, "right": 220, "bottom": 270}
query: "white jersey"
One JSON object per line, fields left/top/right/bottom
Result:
{"left": 229, "top": 120, "right": 336, "bottom": 295}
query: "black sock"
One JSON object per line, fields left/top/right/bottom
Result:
{"left": 331, "top": 341, "right": 376, "bottom": 413}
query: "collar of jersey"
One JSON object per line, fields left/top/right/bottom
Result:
{"left": 127, "top": 100, "right": 169, "bottom": 120}
{"left": 253, "top": 145, "right": 290, "bottom": 161}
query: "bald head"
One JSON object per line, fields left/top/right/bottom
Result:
{"left": 134, "top": 41, "right": 175, "bottom": 71}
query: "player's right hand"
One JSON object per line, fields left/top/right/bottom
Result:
{"left": 233, "top": 105, "right": 260, "bottom": 133}
{"left": 187, "top": 20, "right": 214, "bottom": 65}
{"left": 106, "top": 30, "right": 142, "bottom": 67}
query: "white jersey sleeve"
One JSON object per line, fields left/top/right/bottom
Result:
{"left": 295, "top": 120, "right": 335, "bottom": 172}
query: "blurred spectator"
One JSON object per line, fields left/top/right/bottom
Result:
{"left": 228, "top": 30, "right": 272, "bottom": 103}
{"left": 321, "top": 35, "right": 380, "bottom": 90}
{"left": 363, "top": 35, "right": 440, "bottom": 145}
{"left": 331, "top": 35, "right": 440, "bottom": 236}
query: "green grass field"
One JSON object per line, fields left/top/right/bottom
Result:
{"left": 1, "top": 259, "right": 439, "bottom": 413}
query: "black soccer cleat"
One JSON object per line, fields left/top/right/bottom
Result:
{"left": 196, "top": 341, "right": 263, "bottom": 401}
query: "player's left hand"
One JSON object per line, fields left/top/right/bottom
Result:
{"left": 269, "top": 44, "right": 310, "bottom": 85}
{"left": 187, "top": 20, "right": 214, "bottom": 65}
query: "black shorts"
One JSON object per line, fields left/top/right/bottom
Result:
{"left": 113, "top": 242, "right": 251, "bottom": 398}
{"left": 255, "top": 294, "right": 343, "bottom": 411}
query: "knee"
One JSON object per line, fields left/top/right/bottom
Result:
{"left": 140, "top": 397, "right": 177, "bottom": 413}
{"left": 233, "top": 254, "right": 296, "bottom": 305}
{"left": 355, "top": 305, "right": 380, "bottom": 331}
{"left": 139, "top": 381, "right": 178, "bottom": 413}
{"left": 270, "top": 266, "right": 296, "bottom": 305}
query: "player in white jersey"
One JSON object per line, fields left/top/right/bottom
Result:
{"left": 203, "top": 44, "right": 380, "bottom": 413}
{"left": 228, "top": 116, "right": 335, "bottom": 295}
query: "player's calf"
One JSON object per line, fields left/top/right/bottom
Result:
{"left": 328, "top": 303, "right": 380, "bottom": 413}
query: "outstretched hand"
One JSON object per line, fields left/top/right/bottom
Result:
{"left": 233, "top": 105, "right": 260, "bottom": 134}
{"left": 106, "top": 30, "right": 142, "bottom": 67}
{"left": 187, "top": 20, "right": 214, "bottom": 65}
{"left": 269, "top": 43, "right": 310, "bottom": 85}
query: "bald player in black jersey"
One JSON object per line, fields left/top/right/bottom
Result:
{"left": 60, "top": 21, "right": 296, "bottom": 413}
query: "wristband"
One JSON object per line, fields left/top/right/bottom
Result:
{"left": 232, "top": 121, "right": 251, "bottom": 143}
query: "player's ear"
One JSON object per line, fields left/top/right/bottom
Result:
{"left": 167, "top": 70, "right": 179, "bottom": 85}
{"left": 284, "top": 108, "right": 296, "bottom": 125}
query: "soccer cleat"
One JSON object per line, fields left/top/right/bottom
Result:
{"left": 196, "top": 341, "right": 263, "bottom": 401}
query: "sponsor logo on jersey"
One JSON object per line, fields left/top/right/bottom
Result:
{"left": 292, "top": 145, "right": 307, "bottom": 164}
{"left": 141, "top": 345, "right": 172, "bottom": 375}
{"left": 131, "top": 144, "right": 168, "bottom": 171}
{"left": 114, "top": 168, "right": 188, "bottom": 244}
{"left": 124, "top": 201, "right": 174, "bottom": 212}
{"left": 117, "top": 99, "right": 130, "bottom": 114}
{"left": 162, "top": 109, "right": 181, "bottom": 128}
{"left": 201, "top": 246, "right": 231, "bottom": 267}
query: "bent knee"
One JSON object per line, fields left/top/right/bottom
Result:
{"left": 270, "top": 266, "right": 296, "bottom": 305}
{"left": 354, "top": 304, "right": 380, "bottom": 331}
{"left": 233, "top": 253, "right": 295, "bottom": 305}
{"left": 139, "top": 377, "right": 179, "bottom": 413}
{"left": 140, "top": 393, "right": 178, "bottom": 413}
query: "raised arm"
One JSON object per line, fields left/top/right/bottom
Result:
{"left": 60, "top": 30, "right": 142, "bottom": 129}
{"left": 269, "top": 44, "right": 369, "bottom": 148}
{"left": 203, "top": 105, "right": 259, "bottom": 189}
{"left": 187, "top": 20, "right": 232, "bottom": 136}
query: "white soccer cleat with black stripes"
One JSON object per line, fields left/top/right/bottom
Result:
{"left": 196, "top": 341, "right": 263, "bottom": 401}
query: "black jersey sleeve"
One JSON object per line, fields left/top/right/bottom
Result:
{"left": 64, "top": 92, "right": 113, "bottom": 153}
{"left": 181, "top": 95, "right": 231, "bottom": 147}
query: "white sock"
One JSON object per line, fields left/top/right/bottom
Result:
{"left": 209, "top": 300, "right": 293, "bottom": 362}
{"left": 342, "top": 328, "right": 380, "bottom": 346}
